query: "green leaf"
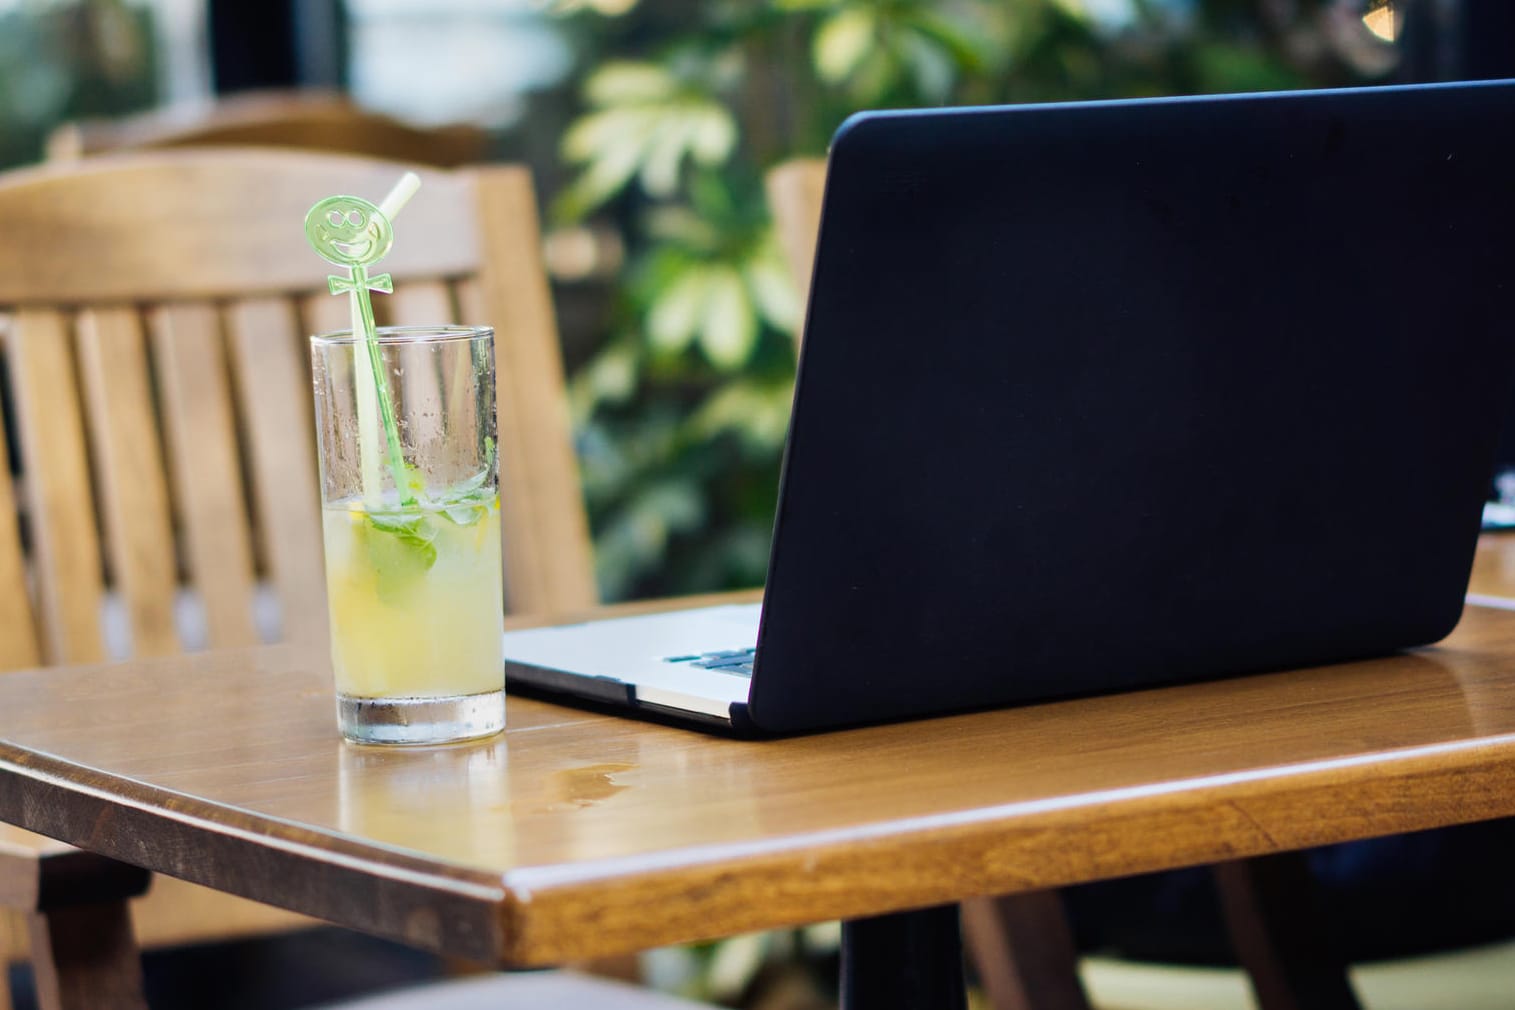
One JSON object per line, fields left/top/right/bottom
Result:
{"left": 687, "top": 106, "right": 736, "bottom": 164}
{"left": 688, "top": 379, "right": 794, "bottom": 452}
{"left": 744, "top": 233, "right": 802, "bottom": 333}
{"left": 554, "top": 128, "right": 652, "bottom": 219}
{"left": 585, "top": 61, "right": 678, "bottom": 105}
{"left": 814, "top": 7, "right": 876, "bottom": 83}
{"left": 909, "top": 11, "right": 993, "bottom": 74}
{"left": 639, "top": 116, "right": 696, "bottom": 196}
{"left": 439, "top": 502, "right": 491, "bottom": 528}
{"left": 899, "top": 27, "right": 956, "bottom": 102}
{"left": 368, "top": 514, "right": 438, "bottom": 559}
{"left": 648, "top": 267, "right": 709, "bottom": 353}
{"left": 698, "top": 267, "right": 757, "bottom": 369}
{"left": 559, "top": 70, "right": 735, "bottom": 217}
{"left": 363, "top": 513, "right": 438, "bottom": 605}
{"left": 561, "top": 106, "right": 650, "bottom": 164}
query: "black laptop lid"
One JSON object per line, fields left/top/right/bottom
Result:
{"left": 748, "top": 80, "right": 1515, "bottom": 733}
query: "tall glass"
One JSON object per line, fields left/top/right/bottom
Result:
{"left": 310, "top": 325, "right": 504, "bottom": 745}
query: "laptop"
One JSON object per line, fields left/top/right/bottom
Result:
{"left": 504, "top": 79, "right": 1515, "bottom": 735}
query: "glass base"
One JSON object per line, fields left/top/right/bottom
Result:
{"left": 337, "top": 690, "right": 505, "bottom": 746}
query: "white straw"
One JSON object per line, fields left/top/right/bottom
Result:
{"left": 378, "top": 172, "right": 422, "bottom": 222}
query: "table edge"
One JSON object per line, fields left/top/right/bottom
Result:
{"left": 4, "top": 723, "right": 1515, "bottom": 964}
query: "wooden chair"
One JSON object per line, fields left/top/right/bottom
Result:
{"left": 0, "top": 148, "right": 693, "bottom": 1009}
{"left": 764, "top": 157, "right": 1371, "bottom": 1010}
{"left": 45, "top": 89, "right": 489, "bottom": 167}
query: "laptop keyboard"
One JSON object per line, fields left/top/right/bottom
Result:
{"left": 663, "top": 647, "right": 756, "bottom": 678}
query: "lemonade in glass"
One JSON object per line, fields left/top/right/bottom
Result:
{"left": 311, "top": 325, "right": 505, "bottom": 745}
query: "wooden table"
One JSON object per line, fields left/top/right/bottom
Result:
{"left": 4, "top": 590, "right": 1515, "bottom": 1009}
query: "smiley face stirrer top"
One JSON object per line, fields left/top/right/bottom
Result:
{"left": 305, "top": 172, "right": 421, "bottom": 508}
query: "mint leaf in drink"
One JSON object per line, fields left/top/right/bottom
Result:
{"left": 364, "top": 513, "right": 438, "bottom": 605}
{"left": 440, "top": 502, "right": 489, "bottom": 527}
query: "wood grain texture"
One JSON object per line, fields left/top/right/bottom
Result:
{"left": 0, "top": 826, "right": 313, "bottom": 958}
{"left": 75, "top": 307, "right": 179, "bottom": 658}
{"left": 149, "top": 303, "right": 259, "bottom": 648}
{"left": 7, "top": 310, "right": 105, "bottom": 665}
{"left": 0, "top": 368, "right": 39, "bottom": 670}
{"left": 464, "top": 166, "right": 598, "bottom": 614}
{"left": 0, "top": 152, "right": 480, "bottom": 304}
{"left": 224, "top": 297, "right": 327, "bottom": 646}
{"left": 2, "top": 594, "right": 1515, "bottom": 967}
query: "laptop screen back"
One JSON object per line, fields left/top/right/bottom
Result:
{"left": 750, "top": 81, "right": 1515, "bottom": 733}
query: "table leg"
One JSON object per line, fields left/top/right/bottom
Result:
{"left": 26, "top": 900, "right": 147, "bottom": 1010}
{"left": 841, "top": 904, "right": 967, "bottom": 1010}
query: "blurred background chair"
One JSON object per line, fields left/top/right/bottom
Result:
{"left": 44, "top": 89, "right": 490, "bottom": 167}
{"left": 0, "top": 147, "right": 688, "bottom": 1009}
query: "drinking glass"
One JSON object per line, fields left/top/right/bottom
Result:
{"left": 310, "top": 325, "right": 504, "bottom": 745}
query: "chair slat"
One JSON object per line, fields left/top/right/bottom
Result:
{"left": 75, "top": 307, "right": 180, "bottom": 658}
{"left": 765, "top": 160, "right": 827, "bottom": 339}
{"left": 387, "top": 280, "right": 455, "bottom": 326}
{"left": 301, "top": 291, "right": 351, "bottom": 340}
{"left": 388, "top": 281, "right": 457, "bottom": 449}
{"left": 8, "top": 310, "right": 105, "bottom": 664}
{"left": 0, "top": 363, "right": 40, "bottom": 671}
{"left": 463, "top": 166, "right": 597, "bottom": 614}
{"left": 224, "top": 297, "right": 327, "bottom": 645}
{"left": 149, "top": 303, "right": 258, "bottom": 648}
{"left": 457, "top": 276, "right": 551, "bottom": 616}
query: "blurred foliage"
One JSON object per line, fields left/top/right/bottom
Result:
{"left": 547, "top": 0, "right": 1395, "bottom": 604}
{"left": 0, "top": 0, "right": 158, "bottom": 169}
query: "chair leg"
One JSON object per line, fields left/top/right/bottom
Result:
{"left": 26, "top": 899, "right": 147, "bottom": 1010}
{"left": 1213, "top": 853, "right": 1363, "bottom": 1010}
{"left": 961, "top": 893, "right": 1092, "bottom": 1010}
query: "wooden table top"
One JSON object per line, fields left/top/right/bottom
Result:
{"left": 3, "top": 591, "right": 1515, "bottom": 967}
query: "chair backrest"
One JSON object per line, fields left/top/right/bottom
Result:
{"left": 46, "top": 90, "right": 489, "bottom": 167}
{"left": 764, "top": 158, "right": 827, "bottom": 337}
{"left": 0, "top": 149, "right": 596, "bottom": 671}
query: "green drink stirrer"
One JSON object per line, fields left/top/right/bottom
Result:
{"left": 304, "top": 172, "right": 421, "bottom": 510}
